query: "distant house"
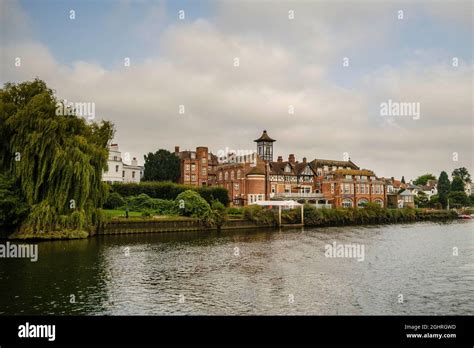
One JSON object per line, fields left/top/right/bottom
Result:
{"left": 465, "top": 181, "right": 473, "bottom": 196}
{"left": 387, "top": 190, "right": 415, "bottom": 208}
{"left": 405, "top": 183, "right": 422, "bottom": 195}
{"left": 420, "top": 183, "right": 438, "bottom": 200}
{"left": 102, "top": 144, "right": 144, "bottom": 184}
{"left": 383, "top": 177, "right": 402, "bottom": 194}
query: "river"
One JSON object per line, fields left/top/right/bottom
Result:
{"left": 0, "top": 221, "right": 472, "bottom": 315}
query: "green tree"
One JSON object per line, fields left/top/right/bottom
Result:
{"left": 452, "top": 167, "right": 471, "bottom": 183}
{"left": 0, "top": 173, "right": 29, "bottom": 231}
{"left": 437, "top": 171, "right": 451, "bottom": 209}
{"left": 414, "top": 191, "right": 429, "bottom": 208}
{"left": 448, "top": 191, "right": 469, "bottom": 208}
{"left": 451, "top": 176, "right": 465, "bottom": 192}
{"left": 143, "top": 149, "right": 180, "bottom": 182}
{"left": 0, "top": 79, "right": 114, "bottom": 235}
{"left": 414, "top": 174, "right": 436, "bottom": 186}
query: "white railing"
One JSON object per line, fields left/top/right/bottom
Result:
{"left": 271, "top": 192, "right": 323, "bottom": 199}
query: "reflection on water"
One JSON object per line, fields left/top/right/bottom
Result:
{"left": 0, "top": 221, "right": 472, "bottom": 315}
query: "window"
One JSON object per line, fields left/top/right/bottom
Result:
{"left": 342, "top": 199, "right": 353, "bottom": 208}
{"left": 185, "top": 174, "right": 190, "bottom": 181}
{"left": 356, "top": 184, "right": 360, "bottom": 194}
{"left": 219, "top": 172, "right": 223, "bottom": 181}
{"left": 331, "top": 183, "right": 334, "bottom": 194}
{"left": 115, "top": 165, "right": 119, "bottom": 172}
{"left": 191, "top": 164, "right": 196, "bottom": 171}
{"left": 361, "top": 184, "right": 365, "bottom": 194}
{"left": 345, "top": 175, "right": 352, "bottom": 179}
{"left": 185, "top": 164, "right": 190, "bottom": 171}
{"left": 237, "top": 170, "right": 241, "bottom": 179}
{"left": 191, "top": 174, "right": 196, "bottom": 181}
{"left": 374, "top": 199, "right": 384, "bottom": 207}
{"left": 202, "top": 168, "right": 207, "bottom": 176}
{"left": 271, "top": 185, "right": 276, "bottom": 193}
{"left": 285, "top": 165, "right": 291, "bottom": 173}
{"left": 191, "top": 153, "right": 196, "bottom": 159}
{"left": 344, "top": 184, "right": 350, "bottom": 194}
{"left": 224, "top": 172, "right": 228, "bottom": 180}
{"left": 114, "top": 156, "right": 118, "bottom": 161}
{"left": 357, "top": 198, "right": 368, "bottom": 208}
{"left": 132, "top": 171, "right": 135, "bottom": 178}
{"left": 231, "top": 171, "right": 235, "bottom": 180}
{"left": 122, "top": 171, "right": 125, "bottom": 178}
{"left": 234, "top": 183, "right": 239, "bottom": 190}
{"left": 285, "top": 185, "right": 291, "bottom": 193}
{"left": 202, "top": 158, "right": 207, "bottom": 164}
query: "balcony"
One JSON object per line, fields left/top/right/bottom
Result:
{"left": 270, "top": 192, "right": 325, "bottom": 199}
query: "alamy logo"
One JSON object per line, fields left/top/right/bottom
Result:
{"left": 324, "top": 242, "right": 365, "bottom": 262}
{"left": 56, "top": 99, "right": 95, "bottom": 120}
{"left": 0, "top": 242, "right": 38, "bottom": 262}
{"left": 18, "top": 322, "right": 55, "bottom": 341}
{"left": 380, "top": 99, "right": 420, "bottom": 120}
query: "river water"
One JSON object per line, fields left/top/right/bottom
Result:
{"left": 0, "top": 221, "right": 472, "bottom": 315}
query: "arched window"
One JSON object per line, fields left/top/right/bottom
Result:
{"left": 357, "top": 198, "right": 368, "bottom": 208}
{"left": 237, "top": 170, "right": 241, "bottom": 179}
{"left": 374, "top": 199, "right": 384, "bottom": 207}
{"left": 231, "top": 170, "right": 235, "bottom": 180}
{"left": 218, "top": 172, "right": 223, "bottom": 181}
{"left": 342, "top": 198, "right": 353, "bottom": 208}
{"left": 224, "top": 172, "right": 228, "bottom": 181}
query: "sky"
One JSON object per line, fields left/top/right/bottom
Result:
{"left": 1, "top": 0, "right": 472, "bottom": 180}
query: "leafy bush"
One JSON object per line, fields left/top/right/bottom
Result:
{"left": 243, "top": 205, "right": 276, "bottom": 226}
{"left": 211, "top": 200, "right": 227, "bottom": 227}
{"left": 226, "top": 207, "right": 243, "bottom": 215}
{"left": 174, "top": 190, "right": 214, "bottom": 226}
{"left": 104, "top": 192, "right": 125, "bottom": 209}
{"left": 110, "top": 181, "right": 229, "bottom": 206}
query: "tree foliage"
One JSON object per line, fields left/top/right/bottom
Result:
{"left": 0, "top": 79, "right": 114, "bottom": 235}
{"left": 143, "top": 149, "right": 180, "bottom": 182}
{"left": 413, "top": 173, "right": 436, "bottom": 186}
{"left": 451, "top": 176, "right": 465, "bottom": 192}
{"left": 437, "top": 171, "right": 450, "bottom": 209}
{"left": 452, "top": 167, "right": 471, "bottom": 183}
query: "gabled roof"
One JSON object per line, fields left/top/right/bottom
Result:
{"left": 309, "top": 158, "right": 359, "bottom": 170}
{"left": 254, "top": 130, "right": 276, "bottom": 142}
{"left": 269, "top": 161, "right": 295, "bottom": 175}
{"left": 333, "top": 169, "right": 375, "bottom": 176}
{"left": 293, "top": 161, "right": 315, "bottom": 175}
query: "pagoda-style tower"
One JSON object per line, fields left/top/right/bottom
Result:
{"left": 254, "top": 130, "right": 275, "bottom": 162}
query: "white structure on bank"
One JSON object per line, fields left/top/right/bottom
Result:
{"left": 102, "top": 144, "right": 144, "bottom": 183}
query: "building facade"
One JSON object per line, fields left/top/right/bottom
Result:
{"left": 102, "top": 144, "right": 144, "bottom": 184}
{"left": 175, "top": 130, "right": 388, "bottom": 208}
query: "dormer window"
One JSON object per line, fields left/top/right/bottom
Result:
{"left": 285, "top": 165, "right": 291, "bottom": 173}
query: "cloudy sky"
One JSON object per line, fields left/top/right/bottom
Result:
{"left": 1, "top": 0, "right": 472, "bottom": 180}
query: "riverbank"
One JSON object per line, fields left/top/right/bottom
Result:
{"left": 3, "top": 207, "right": 460, "bottom": 240}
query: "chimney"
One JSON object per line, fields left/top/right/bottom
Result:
{"left": 288, "top": 154, "right": 295, "bottom": 164}
{"left": 132, "top": 157, "right": 137, "bottom": 165}
{"left": 174, "top": 146, "right": 180, "bottom": 153}
{"left": 391, "top": 176, "right": 394, "bottom": 181}
{"left": 277, "top": 156, "right": 283, "bottom": 163}
{"left": 303, "top": 157, "right": 307, "bottom": 163}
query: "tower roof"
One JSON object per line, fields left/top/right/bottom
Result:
{"left": 254, "top": 130, "right": 276, "bottom": 142}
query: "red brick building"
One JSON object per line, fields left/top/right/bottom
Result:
{"left": 175, "top": 130, "right": 387, "bottom": 208}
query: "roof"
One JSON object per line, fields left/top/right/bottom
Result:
{"left": 333, "top": 169, "right": 375, "bottom": 176}
{"left": 400, "top": 190, "right": 415, "bottom": 196}
{"left": 309, "top": 159, "right": 359, "bottom": 170}
{"left": 246, "top": 167, "right": 266, "bottom": 176}
{"left": 269, "top": 161, "right": 294, "bottom": 175}
{"left": 254, "top": 130, "right": 276, "bottom": 142}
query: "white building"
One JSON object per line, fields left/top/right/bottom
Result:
{"left": 102, "top": 144, "right": 144, "bottom": 183}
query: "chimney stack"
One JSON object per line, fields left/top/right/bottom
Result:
{"left": 277, "top": 156, "right": 283, "bottom": 163}
{"left": 175, "top": 146, "right": 180, "bottom": 153}
{"left": 288, "top": 154, "right": 295, "bottom": 164}
{"left": 303, "top": 157, "right": 307, "bottom": 163}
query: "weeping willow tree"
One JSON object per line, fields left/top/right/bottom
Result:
{"left": 0, "top": 79, "right": 114, "bottom": 237}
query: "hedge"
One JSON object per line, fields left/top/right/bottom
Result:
{"left": 110, "top": 182, "right": 229, "bottom": 206}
